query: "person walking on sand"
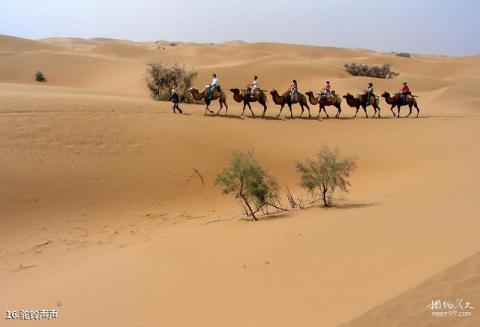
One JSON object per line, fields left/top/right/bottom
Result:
{"left": 400, "top": 82, "right": 411, "bottom": 104}
{"left": 209, "top": 73, "right": 219, "bottom": 100}
{"left": 289, "top": 80, "right": 298, "bottom": 102}
{"left": 168, "top": 89, "right": 183, "bottom": 114}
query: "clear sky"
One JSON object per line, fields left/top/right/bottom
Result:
{"left": 1, "top": 0, "right": 479, "bottom": 56}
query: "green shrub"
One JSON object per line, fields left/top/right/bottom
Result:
{"left": 395, "top": 52, "right": 411, "bottom": 58}
{"left": 296, "top": 146, "right": 357, "bottom": 207}
{"left": 215, "top": 151, "right": 283, "bottom": 220}
{"left": 35, "top": 71, "right": 46, "bottom": 82}
{"left": 146, "top": 64, "right": 198, "bottom": 103}
{"left": 344, "top": 63, "right": 399, "bottom": 79}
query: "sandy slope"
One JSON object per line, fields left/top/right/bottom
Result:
{"left": 342, "top": 252, "right": 480, "bottom": 326}
{"left": 0, "top": 35, "right": 479, "bottom": 326}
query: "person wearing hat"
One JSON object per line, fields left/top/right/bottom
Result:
{"left": 168, "top": 89, "right": 183, "bottom": 114}
{"left": 364, "top": 82, "right": 374, "bottom": 105}
{"left": 400, "top": 82, "right": 411, "bottom": 104}
{"left": 208, "top": 73, "right": 219, "bottom": 100}
{"left": 289, "top": 80, "right": 298, "bottom": 102}
{"left": 320, "top": 80, "right": 331, "bottom": 99}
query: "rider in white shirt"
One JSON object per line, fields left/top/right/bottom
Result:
{"left": 249, "top": 75, "right": 259, "bottom": 96}
{"left": 209, "top": 73, "right": 219, "bottom": 99}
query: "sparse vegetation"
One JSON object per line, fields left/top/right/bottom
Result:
{"left": 35, "top": 71, "right": 46, "bottom": 82}
{"left": 394, "top": 52, "right": 411, "bottom": 58}
{"left": 344, "top": 63, "right": 399, "bottom": 79}
{"left": 296, "top": 146, "right": 357, "bottom": 207}
{"left": 146, "top": 63, "right": 198, "bottom": 102}
{"left": 215, "top": 151, "right": 285, "bottom": 220}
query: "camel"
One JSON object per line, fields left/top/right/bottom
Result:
{"left": 381, "top": 91, "right": 420, "bottom": 118}
{"left": 343, "top": 93, "right": 381, "bottom": 118}
{"left": 230, "top": 88, "right": 268, "bottom": 116}
{"left": 305, "top": 90, "right": 342, "bottom": 119}
{"left": 188, "top": 86, "right": 228, "bottom": 115}
{"left": 269, "top": 89, "right": 310, "bottom": 118}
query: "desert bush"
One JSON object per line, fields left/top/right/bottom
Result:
{"left": 215, "top": 151, "right": 284, "bottom": 220}
{"left": 344, "top": 63, "right": 399, "bottom": 79}
{"left": 146, "top": 63, "right": 198, "bottom": 102}
{"left": 35, "top": 71, "right": 46, "bottom": 82}
{"left": 395, "top": 52, "right": 411, "bottom": 58}
{"left": 296, "top": 146, "right": 357, "bottom": 207}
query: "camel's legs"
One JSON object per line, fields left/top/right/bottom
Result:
{"left": 305, "top": 104, "right": 311, "bottom": 117}
{"left": 216, "top": 100, "right": 223, "bottom": 115}
{"left": 306, "top": 105, "right": 312, "bottom": 118}
{"left": 205, "top": 99, "right": 214, "bottom": 114}
{"left": 397, "top": 105, "right": 401, "bottom": 118}
{"left": 415, "top": 103, "right": 420, "bottom": 118}
{"left": 390, "top": 105, "right": 396, "bottom": 117}
{"left": 363, "top": 106, "right": 368, "bottom": 118}
{"left": 288, "top": 104, "right": 294, "bottom": 118}
{"left": 247, "top": 103, "right": 255, "bottom": 116}
{"left": 407, "top": 104, "right": 413, "bottom": 117}
{"left": 241, "top": 102, "right": 246, "bottom": 116}
{"left": 277, "top": 104, "right": 285, "bottom": 118}
{"left": 354, "top": 107, "right": 359, "bottom": 118}
{"left": 336, "top": 104, "right": 341, "bottom": 118}
{"left": 299, "top": 103, "right": 305, "bottom": 117}
{"left": 261, "top": 101, "right": 267, "bottom": 117}
{"left": 322, "top": 106, "right": 329, "bottom": 118}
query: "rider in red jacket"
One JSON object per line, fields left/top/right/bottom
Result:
{"left": 400, "top": 82, "right": 411, "bottom": 103}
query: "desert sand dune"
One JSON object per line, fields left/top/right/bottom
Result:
{"left": 343, "top": 252, "right": 480, "bottom": 326}
{"left": 0, "top": 35, "right": 479, "bottom": 326}
{"left": 0, "top": 35, "right": 62, "bottom": 52}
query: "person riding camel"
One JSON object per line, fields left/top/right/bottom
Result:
{"left": 248, "top": 75, "right": 259, "bottom": 97}
{"left": 320, "top": 81, "right": 331, "bottom": 99}
{"left": 209, "top": 73, "right": 219, "bottom": 100}
{"left": 290, "top": 80, "right": 298, "bottom": 102}
{"left": 400, "top": 82, "right": 411, "bottom": 104}
{"left": 365, "top": 82, "right": 374, "bottom": 105}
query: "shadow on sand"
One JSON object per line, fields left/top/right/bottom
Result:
{"left": 204, "top": 113, "right": 245, "bottom": 120}
{"left": 284, "top": 116, "right": 319, "bottom": 121}
{"left": 238, "top": 211, "right": 292, "bottom": 222}
{"left": 331, "top": 202, "right": 378, "bottom": 210}
{"left": 245, "top": 115, "right": 283, "bottom": 121}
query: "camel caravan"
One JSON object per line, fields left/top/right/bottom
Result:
{"left": 184, "top": 74, "right": 420, "bottom": 119}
